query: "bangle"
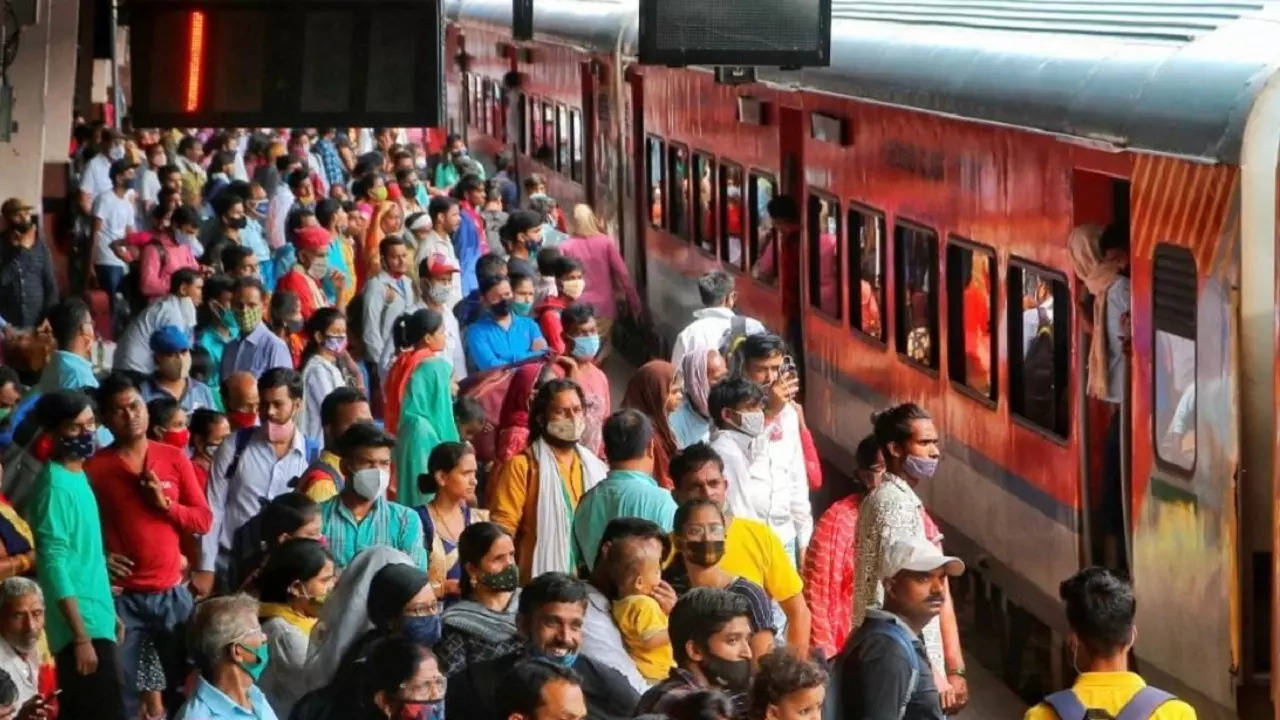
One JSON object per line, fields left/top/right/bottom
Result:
{"left": 947, "top": 667, "right": 966, "bottom": 677}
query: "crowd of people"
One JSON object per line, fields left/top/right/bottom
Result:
{"left": 0, "top": 121, "right": 1195, "bottom": 720}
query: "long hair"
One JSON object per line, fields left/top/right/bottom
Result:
{"left": 570, "top": 203, "right": 602, "bottom": 237}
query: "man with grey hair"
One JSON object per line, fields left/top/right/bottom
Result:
{"left": 670, "top": 270, "right": 765, "bottom": 368}
{"left": 0, "top": 578, "right": 47, "bottom": 707}
{"left": 176, "top": 595, "right": 277, "bottom": 720}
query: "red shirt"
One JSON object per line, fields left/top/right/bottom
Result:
{"left": 86, "top": 441, "right": 213, "bottom": 592}
{"left": 275, "top": 269, "right": 328, "bottom": 321}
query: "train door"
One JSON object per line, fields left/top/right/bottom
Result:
{"left": 778, "top": 106, "right": 806, "bottom": 374}
{"left": 1072, "top": 170, "right": 1132, "bottom": 574}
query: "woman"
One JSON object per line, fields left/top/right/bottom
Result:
{"left": 422, "top": 262, "right": 468, "bottom": 382}
{"left": 746, "top": 651, "right": 826, "bottom": 720}
{"left": 300, "top": 308, "right": 353, "bottom": 445}
{"left": 384, "top": 309, "right": 446, "bottom": 436}
{"left": 802, "top": 434, "right": 883, "bottom": 660}
{"left": 417, "top": 442, "right": 489, "bottom": 605}
{"left": 435, "top": 522, "right": 523, "bottom": 676}
{"left": 532, "top": 256, "right": 584, "bottom": 355}
{"left": 188, "top": 408, "right": 230, "bottom": 492}
{"left": 559, "top": 204, "right": 642, "bottom": 357}
{"left": 665, "top": 499, "right": 775, "bottom": 661}
{"left": 394, "top": 354, "right": 460, "bottom": 507}
{"left": 258, "top": 538, "right": 337, "bottom": 717}
{"left": 669, "top": 349, "right": 729, "bottom": 449}
{"left": 145, "top": 397, "right": 188, "bottom": 451}
{"left": 196, "top": 275, "right": 239, "bottom": 393}
{"left": 231, "top": 492, "right": 322, "bottom": 592}
{"left": 494, "top": 361, "right": 555, "bottom": 464}
{"left": 0, "top": 492, "right": 35, "bottom": 580}
{"left": 362, "top": 201, "right": 404, "bottom": 284}
{"left": 622, "top": 360, "right": 682, "bottom": 489}
{"left": 305, "top": 636, "right": 445, "bottom": 720}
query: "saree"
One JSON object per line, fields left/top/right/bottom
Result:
{"left": 384, "top": 347, "right": 435, "bottom": 436}
{"left": 394, "top": 357, "right": 460, "bottom": 506}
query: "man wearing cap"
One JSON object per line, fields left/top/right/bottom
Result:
{"left": 419, "top": 254, "right": 468, "bottom": 381}
{"left": 114, "top": 268, "right": 204, "bottom": 379}
{"left": 834, "top": 537, "right": 961, "bottom": 720}
{"left": 501, "top": 209, "right": 545, "bottom": 280}
{"left": 0, "top": 199, "right": 57, "bottom": 334}
{"left": 141, "top": 325, "right": 219, "bottom": 414}
{"left": 276, "top": 225, "right": 340, "bottom": 322}
{"left": 363, "top": 235, "right": 420, "bottom": 376}
{"left": 91, "top": 158, "right": 140, "bottom": 316}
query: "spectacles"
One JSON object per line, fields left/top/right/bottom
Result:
{"left": 683, "top": 523, "right": 725, "bottom": 540}
{"left": 403, "top": 601, "right": 440, "bottom": 617}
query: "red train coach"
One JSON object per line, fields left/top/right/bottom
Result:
{"left": 444, "top": 1, "right": 1280, "bottom": 717}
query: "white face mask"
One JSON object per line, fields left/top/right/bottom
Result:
{"left": 732, "top": 409, "right": 766, "bottom": 437}
{"left": 351, "top": 467, "right": 390, "bottom": 501}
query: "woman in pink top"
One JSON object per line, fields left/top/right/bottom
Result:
{"left": 136, "top": 205, "right": 200, "bottom": 302}
{"left": 559, "top": 204, "right": 641, "bottom": 356}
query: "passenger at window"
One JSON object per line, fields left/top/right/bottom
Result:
{"left": 962, "top": 254, "right": 991, "bottom": 394}
{"left": 752, "top": 197, "right": 803, "bottom": 361}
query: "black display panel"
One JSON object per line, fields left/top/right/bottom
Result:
{"left": 127, "top": 0, "right": 443, "bottom": 127}
{"left": 639, "top": 0, "right": 831, "bottom": 67}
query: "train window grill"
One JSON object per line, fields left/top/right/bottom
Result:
{"left": 693, "top": 153, "right": 716, "bottom": 255}
{"left": 471, "top": 75, "right": 482, "bottom": 129}
{"left": 848, "top": 206, "right": 885, "bottom": 343}
{"left": 516, "top": 92, "right": 528, "bottom": 155}
{"left": 719, "top": 162, "right": 746, "bottom": 272}
{"left": 646, "top": 136, "right": 665, "bottom": 229}
{"left": 807, "top": 192, "right": 842, "bottom": 320}
{"left": 668, "top": 143, "right": 691, "bottom": 241}
{"left": 1153, "top": 244, "right": 1197, "bottom": 473}
{"left": 569, "top": 109, "right": 584, "bottom": 183}
{"left": 537, "top": 102, "right": 556, "bottom": 167}
{"left": 748, "top": 172, "right": 777, "bottom": 287}
{"left": 1008, "top": 260, "right": 1071, "bottom": 439}
{"left": 557, "top": 105, "right": 570, "bottom": 173}
{"left": 946, "top": 239, "right": 997, "bottom": 402}
{"left": 894, "top": 222, "right": 939, "bottom": 370}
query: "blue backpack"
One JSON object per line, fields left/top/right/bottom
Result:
{"left": 1044, "top": 686, "right": 1176, "bottom": 720}
{"left": 823, "top": 617, "right": 922, "bottom": 720}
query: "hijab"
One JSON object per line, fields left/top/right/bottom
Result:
{"left": 622, "top": 360, "right": 678, "bottom": 489}
{"left": 680, "top": 349, "right": 713, "bottom": 418}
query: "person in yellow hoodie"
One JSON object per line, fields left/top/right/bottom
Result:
{"left": 1024, "top": 567, "right": 1196, "bottom": 720}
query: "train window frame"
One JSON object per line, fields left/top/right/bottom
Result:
{"left": 540, "top": 101, "right": 557, "bottom": 169}
{"left": 1152, "top": 244, "right": 1198, "bottom": 475}
{"left": 748, "top": 170, "right": 779, "bottom": 289}
{"left": 945, "top": 237, "right": 998, "bottom": 407}
{"left": 569, "top": 108, "right": 584, "bottom": 183}
{"left": 557, "top": 104, "right": 570, "bottom": 174}
{"left": 692, "top": 151, "right": 717, "bottom": 257}
{"left": 646, "top": 135, "right": 666, "bottom": 230}
{"left": 516, "top": 91, "right": 528, "bottom": 156}
{"left": 471, "top": 75, "right": 482, "bottom": 129}
{"left": 893, "top": 219, "right": 940, "bottom": 374}
{"left": 847, "top": 204, "right": 887, "bottom": 348}
{"left": 481, "top": 78, "right": 493, "bottom": 136}
{"left": 489, "top": 81, "right": 504, "bottom": 141}
{"left": 806, "top": 190, "right": 843, "bottom": 322}
{"left": 667, "top": 142, "right": 691, "bottom": 241}
{"left": 462, "top": 72, "right": 473, "bottom": 127}
{"left": 526, "top": 94, "right": 538, "bottom": 157}
{"left": 718, "top": 160, "right": 747, "bottom": 273}
{"left": 1007, "top": 257, "right": 1072, "bottom": 443}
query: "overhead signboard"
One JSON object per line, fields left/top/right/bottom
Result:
{"left": 127, "top": 0, "right": 443, "bottom": 127}
{"left": 639, "top": 0, "right": 831, "bottom": 67}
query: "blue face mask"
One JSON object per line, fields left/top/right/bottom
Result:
{"left": 254, "top": 200, "right": 269, "bottom": 216}
{"left": 236, "top": 642, "right": 270, "bottom": 682}
{"left": 571, "top": 333, "right": 601, "bottom": 360}
{"left": 533, "top": 647, "right": 579, "bottom": 668}
{"left": 903, "top": 454, "right": 939, "bottom": 481}
{"left": 402, "top": 614, "right": 442, "bottom": 647}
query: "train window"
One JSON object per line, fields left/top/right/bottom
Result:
{"left": 539, "top": 102, "right": 557, "bottom": 167}
{"left": 748, "top": 172, "right": 777, "bottom": 286}
{"left": 527, "top": 95, "right": 538, "bottom": 157}
{"left": 471, "top": 75, "right": 482, "bottom": 128}
{"left": 570, "top": 109, "right": 584, "bottom": 183}
{"left": 719, "top": 162, "right": 746, "bottom": 271}
{"left": 1008, "top": 260, "right": 1071, "bottom": 438}
{"left": 693, "top": 153, "right": 716, "bottom": 254}
{"left": 481, "top": 79, "right": 493, "bottom": 136}
{"left": 894, "top": 222, "right": 939, "bottom": 369}
{"left": 1153, "top": 245, "right": 1197, "bottom": 472}
{"left": 667, "top": 144, "right": 690, "bottom": 240}
{"left": 516, "top": 92, "right": 527, "bottom": 155}
{"left": 807, "top": 193, "right": 842, "bottom": 319}
{"left": 646, "top": 136, "right": 665, "bottom": 228}
{"left": 946, "top": 239, "right": 997, "bottom": 400}
{"left": 557, "top": 105, "right": 570, "bottom": 173}
{"left": 490, "top": 82, "right": 504, "bottom": 140}
{"left": 848, "top": 206, "right": 885, "bottom": 341}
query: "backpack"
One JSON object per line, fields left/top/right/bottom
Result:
{"left": 720, "top": 315, "right": 750, "bottom": 375}
{"left": 823, "top": 617, "right": 921, "bottom": 720}
{"left": 290, "top": 458, "right": 343, "bottom": 497}
{"left": 1044, "top": 686, "right": 1176, "bottom": 720}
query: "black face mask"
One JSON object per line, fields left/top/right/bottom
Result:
{"left": 10, "top": 221, "right": 33, "bottom": 235}
{"left": 492, "top": 299, "right": 513, "bottom": 318}
{"left": 702, "top": 654, "right": 751, "bottom": 693}
{"left": 682, "top": 540, "right": 725, "bottom": 568}
{"left": 227, "top": 216, "right": 248, "bottom": 230}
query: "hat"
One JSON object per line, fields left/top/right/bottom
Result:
{"left": 293, "top": 225, "right": 331, "bottom": 252}
{"left": 108, "top": 158, "right": 137, "bottom": 181}
{"left": 880, "top": 537, "right": 965, "bottom": 579}
{"left": 367, "top": 563, "right": 430, "bottom": 628}
{"left": 407, "top": 212, "right": 432, "bottom": 232}
{"left": 1, "top": 198, "right": 33, "bottom": 217}
{"left": 149, "top": 325, "right": 193, "bottom": 354}
{"left": 426, "top": 253, "right": 459, "bottom": 276}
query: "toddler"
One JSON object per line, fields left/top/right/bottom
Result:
{"left": 611, "top": 545, "right": 675, "bottom": 682}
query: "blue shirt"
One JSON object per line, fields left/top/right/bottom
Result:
{"left": 240, "top": 218, "right": 274, "bottom": 289}
{"left": 34, "top": 351, "right": 113, "bottom": 445}
{"left": 221, "top": 323, "right": 293, "bottom": 379}
{"left": 141, "top": 376, "right": 219, "bottom": 414}
{"left": 572, "top": 469, "right": 678, "bottom": 570}
{"left": 669, "top": 400, "right": 712, "bottom": 450}
{"left": 319, "top": 496, "right": 429, "bottom": 570}
{"left": 464, "top": 313, "right": 545, "bottom": 371}
{"left": 176, "top": 676, "right": 279, "bottom": 720}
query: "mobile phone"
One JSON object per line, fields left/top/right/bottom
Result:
{"left": 781, "top": 354, "right": 798, "bottom": 380}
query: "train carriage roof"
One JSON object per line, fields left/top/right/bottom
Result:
{"left": 447, "top": 0, "right": 1280, "bottom": 164}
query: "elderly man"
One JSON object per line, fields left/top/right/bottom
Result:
{"left": 220, "top": 371, "right": 260, "bottom": 431}
{"left": 0, "top": 578, "right": 53, "bottom": 708}
{"left": 176, "top": 594, "right": 276, "bottom": 720}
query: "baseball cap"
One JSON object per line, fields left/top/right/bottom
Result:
{"left": 880, "top": 537, "right": 965, "bottom": 579}
{"left": 293, "top": 225, "right": 331, "bottom": 252}
{"left": 150, "top": 325, "right": 193, "bottom": 354}
{"left": 426, "top": 253, "right": 459, "bottom": 276}
{"left": 1, "top": 198, "right": 34, "bottom": 217}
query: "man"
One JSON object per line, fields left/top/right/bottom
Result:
{"left": 221, "top": 245, "right": 262, "bottom": 280}
{"left": 853, "top": 402, "right": 967, "bottom": 712}
{"left": 492, "top": 153, "right": 519, "bottom": 210}
{"left": 88, "top": 373, "right": 211, "bottom": 715}
{"left": 670, "top": 270, "right": 765, "bottom": 368}
{"left": 318, "top": 422, "right": 428, "bottom": 570}
{"left": 114, "top": 268, "right": 203, "bottom": 377}
{"left": 671, "top": 442, "right": 812, "bottom": 659}
{"left": 174, "top": 135, "right": 207, "bottom": 207}
{"left": 0, "top": 199, "right": 57, "bottom": 334}
{"left": 491, "top": 379, "right": 609, "bottom": 579}
{"left": 420, "top": 255, "right": 468, "bottom": 381}
{"left": 501, "top": 210, "right": 544, "bottom": 279}
{"left": 454, "top": 174, "right": 489, "bottom": 296}
{"left": 268, "top": 290, "right": 307, "bottom": 368}
{"left": 78, "top": 127, "right": 121, "bottom": 212}
{"left": 294, "top": 387, "right": 372, "bottom": 502}
{"left": 464, "top": 274, "right": 547, "bottom": 372}
{"left": 498, "top": 661, "right": 587, "bottom": 720}
{"left": 90, "top": 159, "right": 139, "bottom": 310}
{"left": 434, "top": 135, "right": 479, "bottom": 192}
{"left": 220, "top": 371, "right": 260, "bottom": 431}
{"left": 276, "top": 226, "right": 339, "bottom": 321}
{"left": 200, "top": 193, "right": 249, "bottom": 273}
{"left": 636, "top": 588, "right": 754, "bottom": 715}
{"left": 313, "top": 128, "right": 348, "bottom": 191}
{"left": 141, "top": 325, "right": 218, "bottom": 413}
{"left": 175, "top": 594, "right": 276, "bottom": 720}
{"left": 196, "top": 368, "right": 311, "bottom": 595}
{"left": 363, "top": 236, "right": 420, "bottom": 375}
{"left": 455, "top": 253, "right": 508, "bottom": 329}
{"left": 0, "top": 578, "right": 54, "bottom": 708}
{"left": 445, "top": 572, "right": 637, "bottom": 720}
{"left": 573, "top": 410, "right": 677, "bottom": 570}
{"left": 267, "top": 162, "right": 303, "bottom": 250}
{"left": 1025, "top": 568, "right": 1196, "bottom": 720}
{"left": 138, "top": 204, "right": 201, "bottom": 302}
{"left": 836, "top": 538, "right": 964, "bottom": 720}
{"left": 221, "top": 277, "right": 293, "bottom": 378}
{"left": 33, "top": 298, "right": 100, "bottom": 395}
{"left": 560, "top": 303, "right": 610, "bottom": 454}
{"left": 418, "top": 196, "right": 464, "bottom": 309}
{"left": 243, "top": 182, "right": 275, "bottom": 289}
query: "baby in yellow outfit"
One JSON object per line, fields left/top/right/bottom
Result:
{"left": 610, "top": 544, "right": 675, "bottom": 682}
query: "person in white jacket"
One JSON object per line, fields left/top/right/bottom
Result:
{"left": 670, "top": 269, "right": 765, "bottom": 369}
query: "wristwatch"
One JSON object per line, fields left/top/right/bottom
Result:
{"left": 946, "top": 667, "right": 966, "bottom": 677}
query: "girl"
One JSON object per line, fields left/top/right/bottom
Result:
{"left": 384, "top": 309, "right": 446, "bottom": 436}
{"left": 258, "top": 538, "right": 337, "bottom": 717}
{"left": 299, "top": 308, "right": 353, "bottom": 444}
{"left": 146, "top": 397, "right": 189, "bottom": 452}
{"left": 394, "top": 353, "right": 460, "bottom": 507}
{"left": 435, "top": 522, "right": 523, "bottom": 676}
{"left": 622, "top": 360, "right": 682, "bottom": 489}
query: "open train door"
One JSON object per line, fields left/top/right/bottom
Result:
{"left": 777, "top": 105, "right": 806, "bottom": 375}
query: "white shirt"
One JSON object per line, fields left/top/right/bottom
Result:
{"left": 583, "top": 586, "right": 649, "bottom": 694}
{"left": 92, "top": 189, "right": 136, "bottom": 268}
{"left": 80, "top": 153, "right": 112, "bottom": 201}
{"left": 200, "top": 426, "right": 310, "bottom": 571}
{"left": 0, "top": 640, "right": 40, "bottom": 707}
{"left": 259, "top": 616, "right": 309, "bottom": 717}
{"left": 709, "top": 405, "right": 812, "bottom": 549}
{"left": 670, "top": 307, "right": 766, "bottom": 368}
{"left": 267, "top": 185, "right": 295, "bottom": 250}
{"left": 300, "top": 354, "right": 345, "bottom": 444}
{"left": 415, "top": 231, "right": 463, "bottom": 310}
{"left": 138, "top": 167, "right": 162, "bottom": 228}
{"left": 113, "top": 294, "right": 196, "bottom": 375}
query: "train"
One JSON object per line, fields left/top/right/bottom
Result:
{"left": 441, "top": 1, "right": 1280, "bottom": 717}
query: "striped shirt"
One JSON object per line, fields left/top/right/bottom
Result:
{"left": 319, "top": 496, "right": 429, "bottom": 571}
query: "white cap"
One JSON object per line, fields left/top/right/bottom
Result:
{"left": 408, "top": 213, "right": 432, "bottom": 232}
{"left": 881, "top": 537, "right": 965, "bottom": 579}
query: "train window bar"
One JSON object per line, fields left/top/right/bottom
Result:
{"left": 516, "top": 92, "right": 528, "bottom": 156}
{"left": 557, "top": 104, "right": 570, "bottom": 174}
{"left": 718, "top": 161, "right": 747, "bottom": 273}
{"left": 893, "top": 219, "right": 940, "bottom": 374}
{"left": 1152, "top": 244, "right": 1197, "bottom": 475}
{"left": 667, "top": 143, "right": 691, "bottom": 241}
{"left": 1007, "top": 258, "right": 1072, "bottom": 442}
{"left": 945, "top": 237, "right": 998, "bottom": 407}
{"left": 747, "top": 171, "right": 779, "bottom": 288}
{"left": 645, "top": 135, "right": 665, "bottom": 230}
{"left": 806, "top": 191, "right": 843, "bottom": 322}
{"left": 693, "top": 151, "right": 717, "bottom": 257}
{"left": 569, "top": 109, "right": 584, "bottom": 183}
{"left": 848, "top": 204, "right": 887, "bottom": 347}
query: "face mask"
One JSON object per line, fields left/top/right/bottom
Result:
{"left": 161, "top": 428, "right": 190, "bottom": 450}
{"left": 371, "top": 186, "right": 389, "bottom": 202}
{"left": 701, "top": 654, "right": 751, "bottom": 693}
{"left": 399, "top": 699, "right": 438, "bottom": 720}
{"left": 307, "top": 256, "right": 329, "bottom": 280}
{"left": 427, "top": 284, "right": 452, "bottom": 305}
{"left": 218, "top": 307, "right": 237, "bottom": 329}
{"left": 532, "top": 647, "right": 578, "bottom": 668}
{"left": 175, "top": 230, "right": 197, "bottom": 246}
{"left": 156, "top": 356, "right": 185, "bottom": 381}
{"left": 0, "top": 407, "right": 11, "bottom": 424}
{"left": 526, "top": 238, "right": 543, "bottom": 255}
{"left": 545, "top": 415, "right": 585, "bottom": 444}
{"left": 11, "top": 221, "right": 33, "bottom": 235}
{"left": 512, "top": 300, "right": 533, "bottom": 316}
{"left": 254, "top": 200, "right": 269, "bottom": 216}
{"left": 570, "top": 334, "right": 600, "bottom": 360}
{"left": 227, "top": 216, "right": 248, "bottom": 230}
{"left": 204, "top": 443, "right": 221, "bottom": 457}
{"left": 732, "top": 409, "right": 766, "bottom": 437}
{"left": 235, "top": 642, "right": 270, "bottom": 682}
{"left": 228, "top": 410, "right": 257, "bottom": 430}
{"left": 267, "top": 418, "right": 295, "bottom": 443}
{"left": 415, "top": 156, "right": 428, "bottom": 170}
{"left": 904, "top": 454, "right": 940, "bottom": 481}
{"left": 235, "top": 307, "right": 263, "bottom": 333}
{"left": 683, "top": 539, "right": 725, "bottom": 568}
{"left": 491, "top": 299, "right": 512, "bottom": 318}
{"left": 401, "top": 614, "right": 442, "bottom": 647}
{"left": 479, "top": 563, "right": 520, "bottom": 592}
{"left": 56, "top": 431, "right": 96, "bottom": 461}
{"left": 560, "top": 278, "right": 585, "bottom": 299}
{"left": 109, "top": 144, "right": 125, "bottom": 160}
{"left": 322, "top": 335, "right": 347, "bottom": 354}
{"left": 352, "top": 466, "right": 390, "bottom": 500}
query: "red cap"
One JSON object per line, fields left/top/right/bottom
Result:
{"left": 428, "top": 253, "right": 459, "bottom": 276}
{"left": 293, "top": 225, "right": 331, "bottom": 252}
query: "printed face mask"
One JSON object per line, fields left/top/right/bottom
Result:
{"left": 682, "top": 539, "right": 725, "bottom": 568}
{"left": 546, "top": 415, "right": 585, "bottom": 444}
{"left": 235, "top": 307, "right": 263, "bottom": 334}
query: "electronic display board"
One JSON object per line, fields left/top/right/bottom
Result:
{"left": 639, "top": 0, "right": 831, "bottom": 67}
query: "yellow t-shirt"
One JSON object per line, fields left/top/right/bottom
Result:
{"left": 611, "top": 594, "right": 675, "bottom": 682}
{"left": 1023, "top": 673, "right": 1197, "bottom": 720}
{"left": 720, "top": 517, "right": 804, "bottom": 602}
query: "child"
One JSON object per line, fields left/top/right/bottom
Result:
{"left": 611, "top": 544, "right": 676, "bottom": 682}
{"left": 534, "top": 246, "right": 562, "bottom": 305}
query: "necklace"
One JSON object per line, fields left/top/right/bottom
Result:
{"left": 428, "top": 502, "right": 464, "bottom": 542}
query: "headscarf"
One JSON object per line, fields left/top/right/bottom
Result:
{"left": 394, "top": 357, "right": 460, "bottom": 506}
{"left": 622, "top": 360, "right": 678, "bottom": 489}
{"left": 495, "top": 362, "right": 546, "bottom": 463}
{"left": 367, "top": 563, "right": 430, "bottom": 628}
{"left": 680, "top": 349, "right": 713, "bottom": 418}
{"left": 1067, "top": 224, "right": 1125, "bottom": 400}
